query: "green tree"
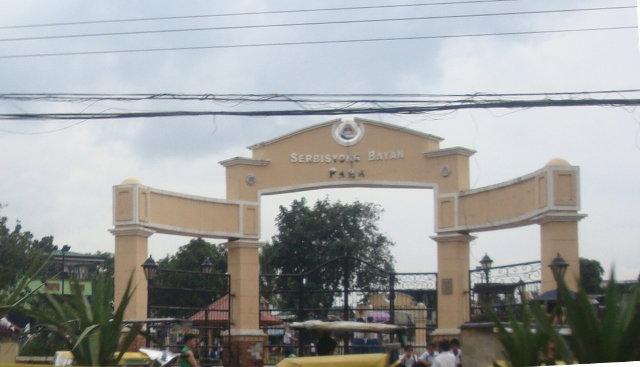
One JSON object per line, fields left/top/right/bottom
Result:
{"left": 261, "top": 198, "right": 395, "bottom": 316}
{"left": 150, "top": 238, "right": 227, "bottom": 318}
{"left": 0, "top": 212, "right": 56, "bottom": 288}
{"left": 580, "top": 257, "right": 604, "bottom": 294}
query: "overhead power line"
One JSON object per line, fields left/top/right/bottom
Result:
{"left": 2, "top": 98, "right": 640, "bottom": 120}
{"left": 0, "top": 5, "right": 633, "bottom": 43}
{"left": 2, "top": 89, "right": 640, "bottom": 103}
{"left": 0, "top": 0, "right": 522, "bottom": 30}
{"left": 0, "top": 25, "right": 635, "bottom": 59}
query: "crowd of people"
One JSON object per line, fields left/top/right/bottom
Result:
{"left": 397, "top": 339, "right": 463, "bottom": 367}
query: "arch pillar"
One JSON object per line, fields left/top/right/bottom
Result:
{"left": 224, "top": 240, "right": 265, "bottom": 367}
{"left": 431, "top": 232, "right": 475, "bottom": 336}
{"left": 110, "top": 225, "right": 154, "bottom": 321}
{"left": 535, "top": 213, "right": 586, "bottom": 293}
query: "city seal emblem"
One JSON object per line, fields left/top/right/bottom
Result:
{"left": 332, "top": 117, "right": 365, "bottom": 146}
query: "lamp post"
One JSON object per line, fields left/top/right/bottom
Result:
{"left": 60, "top": 245, "right": 71, "bottom": 296}
{"left": 480, "top": 253, "right": 493, "bottom": 284}
{"left": 548, "top": 253, "right": 568, "bottom": 324}
{"left": 201, "top": 258, "right": 213, "bottom": 274}
{"left": 141, "top": 256, "right": 158, "bottom": 348}
{"left": 142, "top": 256, "right": 158, "bottom": 318}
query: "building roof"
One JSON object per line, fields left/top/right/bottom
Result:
{"left": 189, "top": 294, "right": 282, "bottom": 326}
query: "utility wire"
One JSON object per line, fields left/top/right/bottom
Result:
{"left": 0, "top": 25, "right": 635, "bottom": 59}
{"left": 3, "top": 89, "right": 640, "bottom": 103}
{"left": 2, "top": 98, "right": 640, "bottom": 120}
{"left": 0, "top": 0, "right": 523, "bottom": 30}
{"left": 0, "top": 5, "right": 633, "bottom": 43}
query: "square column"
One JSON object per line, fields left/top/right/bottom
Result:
{"left": 431, "top": 233, "right": 474, "bottom": 335}
{"left": 536, "top": 213, "right": 586, "bottom": 293}
{"left": 110, "top": 226, "right": 154, "bottom": 321}
{"left": 224, "top": 240, "right": 266, "bottom": 367}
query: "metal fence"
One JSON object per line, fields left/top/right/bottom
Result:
{"left": 468, "top": 260, "right": 541, "bottom": 321}
{"left": 259, "top": 256, "right": 437, "bottom": 365}
{"left": 146, "top": 268, "right": 230, "bottom": 366}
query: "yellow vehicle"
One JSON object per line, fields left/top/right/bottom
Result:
{"left": 276, "top": 320, "right": 407, "bottom": 367}
{"left": 53, "top": 349, "right": 177, "bottom": 367}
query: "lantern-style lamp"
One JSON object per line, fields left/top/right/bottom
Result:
{"left": 549, "top": 253, "right": 569, "bottom": 285}
{"left": 201, "top": 257, "right": 213, "bottom": 274}
{"left": 480, "top": 253, "right": 493, "bottom": 283}
{"left": 142, "top": 256, "right": 158, "bottom": 281}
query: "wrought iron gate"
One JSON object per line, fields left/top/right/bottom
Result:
{"left": 145, "top": 267, "right": 230, "bottom": 366}
{"left": 259, "top": 256, "right": 437, "bottom": 364}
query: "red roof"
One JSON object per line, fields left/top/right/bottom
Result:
{"left": 189, "top": 294, "right": 282, "bottom": 326}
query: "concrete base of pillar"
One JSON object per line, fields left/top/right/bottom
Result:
{"left": 430, "top": 328, "right": 461, "bottom": 343}
{"left": 223, "top": 330, "right": 266, "bottom": 367}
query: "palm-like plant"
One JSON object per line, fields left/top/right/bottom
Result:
{"left": 0, "top": 258, "right": 50, "bottom": 319}
{"left": 490, "top": 303, "right": 574, "bottom": 367}
{"left": 30, "top": 274, "right": 142, "bottom": 365}
{"left": 552, "top": 274, "right": 640, "bottom": 363}
{"left": 492, "top": 271, "right": 640, "bottom": 366}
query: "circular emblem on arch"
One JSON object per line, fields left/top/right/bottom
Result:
{"left": 332, "top": 117, "right": 365, "bottom": 146}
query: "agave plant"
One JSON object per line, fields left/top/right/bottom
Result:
{"left": 489, "top": 303, "right": 574, "bottom": 367}
{"left": 30, "top": 274, "right": 143, "bottom": 365}
{"left": 0, "top": 257, "right": 51, "bottom": 319}
{"left": 493, "top": 270, "right": 640, "bottom": 366}
{"left": 549, "top": 273, "right": 640, "bottom": 363}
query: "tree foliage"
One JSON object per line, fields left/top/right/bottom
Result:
{"left": 579, "top": 257, "right": 604, "bottom": 294}
{"left": 0, "top": 209, "right": 56, "bottom": 289}
{"left": 261, "top": 198, "right": 395, "bottom": 316}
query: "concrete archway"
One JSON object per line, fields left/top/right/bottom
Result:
{"left": 111, "top": 117, "right": 585, "bottom": 363}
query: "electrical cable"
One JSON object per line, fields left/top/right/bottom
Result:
{"left": 0, "top": 25, "right": 635, "bottom": 59}
{"left": 0, "top": 5, "right": 633, "bottom": 43}
{"left": 0, "top": 0, "right": 525, "bottom": 30}
{"left": 2, "top": 98, "right": 640, "bottom": 120}
{"left": 4, "top": 89, "right": 640, "bottom": 100}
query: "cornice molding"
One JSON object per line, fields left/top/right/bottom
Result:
{"left": 224, "top": 240, "right": 265, "bottom": 249}
{"left": 109, "top": 226, "right": 155, "bottom": 238}
{"left": 431, "top": 233, "right": 476, "bottom": 243}
{"left": 531, "top": 211, "right": 588, "bottom": 224}
{"left": 219, "top": 157, "right": 271, "bottom": 167}
{"left": 424, "top": 147, "right": 476, "bottom": 158}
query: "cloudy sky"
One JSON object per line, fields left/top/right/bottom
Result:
{"left": 0, "top": 0, "right": 638, "bottom": 279}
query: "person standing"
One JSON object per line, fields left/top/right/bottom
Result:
{"left": 432, "top": 340, "right": 456, "bottom": 367}
{"left": 451, "top": 338, "right": 463, "bottom": 367}
{"left": 316, "top": 331, "right": 337, "bottom": 356}
{"left": 418, "top": 343, "right": 439, "bottom": 367}
{"left": 179, "top": 334, "right": 199, "bottom": 367}
{"left": 283, "top": 325, "right": 297, "bottom": 357}
{"left": 398, "top": 346, "right": 419, "bottom": 367}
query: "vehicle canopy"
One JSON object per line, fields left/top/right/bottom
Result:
{"left": 277, "top": 353, "right": 389, "bottom": 367}
{"left": 289, "top": 320, "right": 406, "bottom": 334}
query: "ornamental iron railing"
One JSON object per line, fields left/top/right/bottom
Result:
{"left": 469, "top": 260, "right": 541, "bottom": 321}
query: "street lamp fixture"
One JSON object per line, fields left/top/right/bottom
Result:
{"left": 549, "top": 253, "right": 568, "bottom": 285}
{"left": 480, "top": 253, "right": 493, "bottom": 283}
{"left": 60, "top": 245, "right": 71, "bottom": 296}
{"left": 142, "top": 256, "right": 159, "bottom": 281}
{"left": 201, "top": 258, "right": 213, "bottom": 274}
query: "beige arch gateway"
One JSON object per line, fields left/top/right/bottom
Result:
{"left": 111, "top": 117, "right": 585, "bottom": 351}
